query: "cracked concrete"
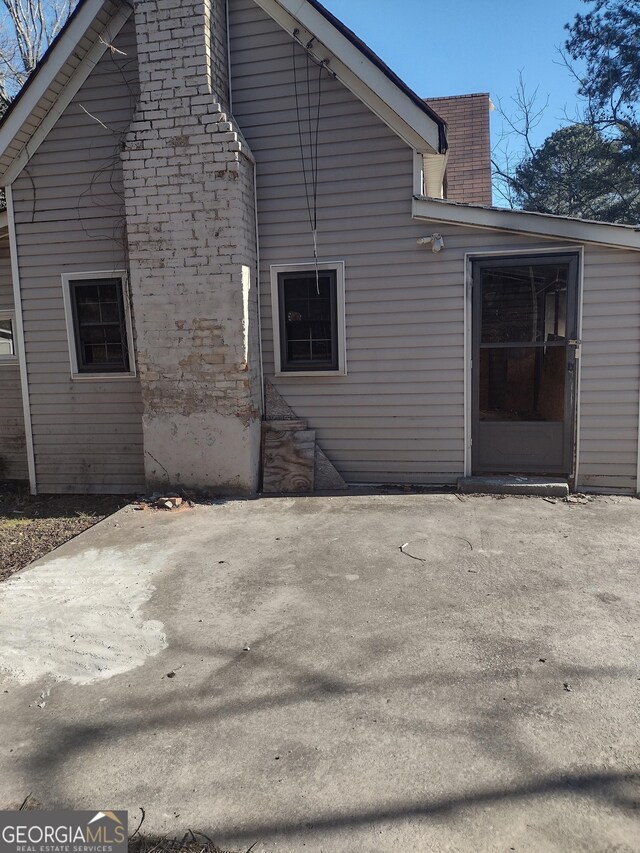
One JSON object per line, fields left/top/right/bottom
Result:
{"left": 0, "top": 493, "right": 639, "bottom": 852}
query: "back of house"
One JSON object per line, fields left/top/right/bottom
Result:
{"left": 0, "top": 0, "right": 638, "bottom": 496}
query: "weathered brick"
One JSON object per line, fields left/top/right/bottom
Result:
{"left": 121, "top": 0, "right": 261, "bottom": 491}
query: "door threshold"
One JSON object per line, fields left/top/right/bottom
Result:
{"left": 458, "top": 475, "right": 569, "bottom": 498}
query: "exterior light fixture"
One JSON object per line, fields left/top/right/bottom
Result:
{"left": 417, "top": 233, "right": 445, "bottom": 252}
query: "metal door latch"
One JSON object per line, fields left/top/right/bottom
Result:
{"left": 568, "top": 338, "right": 582, "bottom": 359}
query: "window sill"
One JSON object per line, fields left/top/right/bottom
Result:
{"left": 71, "top": 372, "right": 137, "bottom": 381}
{"left": 0, "top": 358, "right": 19, "bottom": 366}
{"left": 275, "top": 369, "right": 346, "bottom": 378}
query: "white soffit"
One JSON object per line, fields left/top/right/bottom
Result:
{"left": 252, "top": 0, "right": 442, "bottom": 154}
{"left": 413, "top": 196, "right": 640, "bottom": 251}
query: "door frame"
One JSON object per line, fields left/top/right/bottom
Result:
{"left": 463, "top": 245, "right": 584, "bottom": 484}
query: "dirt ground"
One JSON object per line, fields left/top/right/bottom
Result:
{"left": 0, "top": 482, "right": 129, "bottom": 581}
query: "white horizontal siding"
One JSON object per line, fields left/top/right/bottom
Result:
{"left": 230, "top": 0, "right": 568, "bottom": 485}
{"left": 578, "top": 247, "right": 640, "bottom": 492}
{"left": 12, "top": 16, "right": 143, "bottom": 494}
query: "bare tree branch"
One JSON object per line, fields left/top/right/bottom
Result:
{"left": 0, "top": 0, "right": 76, "bottom": 111}
{"left": 491, "top": 74, "right": 553, "bottom": 208}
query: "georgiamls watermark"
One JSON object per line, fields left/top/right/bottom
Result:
{"left": 0, "top": 811, "right": 127, "bottom": 853}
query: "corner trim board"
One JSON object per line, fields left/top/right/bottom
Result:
{"left": 463, "top": 255, "right": 472, "bottom": 476}
{"left": 574, "top": 247, "right": 585, "bottom": 490}
{"left": 5, "top": 184, "right": 37, "bottom": 494}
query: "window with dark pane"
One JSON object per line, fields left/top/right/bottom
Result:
{"left": 481, "top": 264, "right": 568, "bottom": 345}
{"left": 479, "top": 263, "right": 570, "bottom": 423}
{"left": 70, "top": 278, "right": 130, "bottom": 373}
{"left": 0, "top": 317, "right": 14, "bottom": 357}
{"left": 278, "top": 270, "right": 338, "bottom": 371}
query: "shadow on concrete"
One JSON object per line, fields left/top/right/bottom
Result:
{"left": 208, "top": 770, "right": 640, "bottom": 844}
{"left": 20, "top": 642, "right": 640, "bottom": 845}
{"left": 123, "top": 771, "right": 639, "bottom": 848}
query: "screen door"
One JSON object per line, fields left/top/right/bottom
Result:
{"left": 472, "top": 254, "right": 579, "bottom": 475}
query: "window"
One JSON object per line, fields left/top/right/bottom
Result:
{"left": 271, "top": 262, "right": 346, "bottom": 375}
{"left": 0, "top": 312, "right": 17, "bottom": 362}
{"left": 62, "top": 272, "right": 135, "bottom": 378}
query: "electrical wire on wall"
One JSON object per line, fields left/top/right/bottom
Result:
{"left": 291, "top": 29, "right": 333, "bottom": 293}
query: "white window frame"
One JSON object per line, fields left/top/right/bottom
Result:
{"left": 270, "top": 261, "right": 347, "bottom": 377}
{"left": 0, "top": 310, "right": 18, "bottom": 365}
{"left": 61, "top": 270, "right": 136, "bottom": 380}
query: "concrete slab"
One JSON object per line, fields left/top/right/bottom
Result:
{"left": 0, "top": 493, "right": 639, "bottom": 853}
{"left": 459, "top": 476, "right": 570, "bottom": 497}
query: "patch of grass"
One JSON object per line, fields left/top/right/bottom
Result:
{"left": 74, "top": 511, "right": 95, "bottom": 522}
{"left": 0, "top": 517, "right": 32, "bottom": 529}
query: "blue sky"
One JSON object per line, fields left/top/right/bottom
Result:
{"left": 320, "top": 0, "right": 588, "bottom": 149}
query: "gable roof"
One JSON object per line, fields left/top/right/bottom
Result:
{"left": 252, "top": 0, "right": 446, "bottom": 155}
{"left": 1, "top": 0, "right": 637, "bottom": 253}
{"left": 0, "top": 0, "right": 132, "bottom": 186}
{"left": 298, "top": 0, "right": 447, "bottom": 151}
{"left": 0, "top": 0, "right": 448, "bottom": 189}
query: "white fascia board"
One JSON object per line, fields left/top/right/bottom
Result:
{"left": 413, "top": 197, "right": 640, "bottom": 251}
{"left": 252, "top": 0, "right": 441, "bottom": 154}
{"left": 0, "top": 0, "right": 131, "bottom": 185}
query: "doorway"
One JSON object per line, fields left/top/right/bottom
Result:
{"left": 471, "top": 254, "right": 579, "bottom": 475}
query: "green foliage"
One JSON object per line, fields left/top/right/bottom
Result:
{"left": 497, "top": 1, "right": 640, "bottom": 224}
{"left": 565, "top": 0, "right": 640, "bottom": 139}
{"left": 511, "top": 124, "right": 640, "bottom": 223}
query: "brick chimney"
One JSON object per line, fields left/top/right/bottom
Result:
{"left": 425, "top": 93, "right": 493, "bottom": 205}
{"left": 121, "top": 0, "right": 261, "bottom": 493}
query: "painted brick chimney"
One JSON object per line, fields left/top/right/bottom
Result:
{"left": 425, "top": 93, "right": 493, "bottom": 205}
{"left": 121, "top": 0, "right": 261, "bottom": 493}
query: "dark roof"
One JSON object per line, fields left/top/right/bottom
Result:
{"left": 302, "top": 0, "right": 448, "bottom": 153}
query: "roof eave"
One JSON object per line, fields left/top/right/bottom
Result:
{"left": 0, "top": 0, "right": 126, "bottom": 185}
{"left": 253, "top": 0, "right": 445, "bottom": 155}
{"left": 412, "top": 196, "right": 640, "bottom": 252}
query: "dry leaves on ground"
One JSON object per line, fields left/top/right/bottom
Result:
{"left": 0, "top": 482, "right": 128, "bottom": 581}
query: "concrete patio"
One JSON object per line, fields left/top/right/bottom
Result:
{"left": 0, "top": 492, "right": 639, "bottom": 852}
